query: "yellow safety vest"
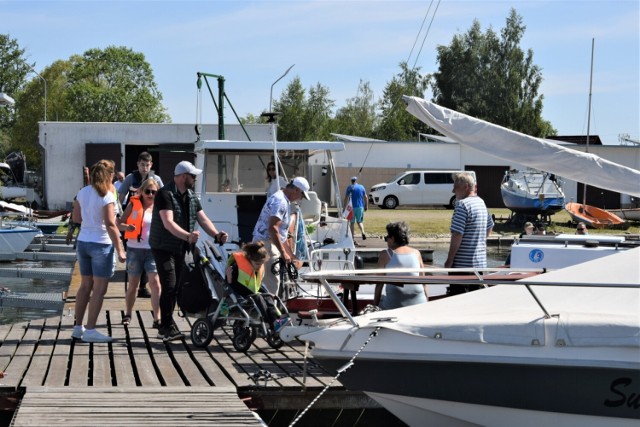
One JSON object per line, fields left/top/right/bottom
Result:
{"left": 232, "top": 252, "right": 264, "bottom": 294}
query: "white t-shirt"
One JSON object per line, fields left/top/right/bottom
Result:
{"left": 267, "top": 176, "right": 288, "bottom": 197}
{"left": 76, "top": 185, "right": 116, "bottom": 244}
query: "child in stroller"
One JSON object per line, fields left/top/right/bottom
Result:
{"left": 226, "top": 242, "right": 290, "bottom": 335}
{"left": 189, "top": 240, "right": 290, "bottom": 352}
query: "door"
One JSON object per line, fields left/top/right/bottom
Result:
{"left": 396, "top": 172, "right": 422, "bottom": 205}
{"left": 424, "top": 172, "right": 454, "bottom": 205}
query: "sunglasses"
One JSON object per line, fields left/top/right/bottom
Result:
{"left": 188, "top": 174, "right": 197, "bottom": 179}
{"left": 577, "top": 228, "right": 586, "bottom": 231}
{"left": 144, "top": 189, "right": 156, "bottom": 195}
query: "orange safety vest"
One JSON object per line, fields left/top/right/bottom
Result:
{"left": 232, "top": 252, "right": 265, "bottom": 294}
{"left": 124, "top": 196, "right": 144, "bottom": 242}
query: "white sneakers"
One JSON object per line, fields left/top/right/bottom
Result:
{"left": 72, "top": 326, "right": 113, "bottom": 343}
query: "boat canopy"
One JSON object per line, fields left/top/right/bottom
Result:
{"left": 404, "top": 96, "right": 640, "bottom": 198}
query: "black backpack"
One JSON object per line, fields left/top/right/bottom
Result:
{"left": 177, "top": 246, "right": 213, "bottom": 314}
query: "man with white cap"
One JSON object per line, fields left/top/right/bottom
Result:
{"left": 149, "top": 160, "right": 228, "bottom": 342}
{"left": 252, "top": 176, "right": 310, "bottom": 295}
{"left": 344, "top": 176, "right": 368, "bottom": 242}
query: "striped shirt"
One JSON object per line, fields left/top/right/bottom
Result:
{"left": 450, "top": 196, "right": 494, "bottom": 268}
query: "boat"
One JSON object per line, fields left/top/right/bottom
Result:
{"left": 0, "top": 161, "right": 42, "bottom": 207}
{"left": 500, "top": 169, "right": 565, "bottom": 215}
{"left": 607, "top": 208, "right": 640, "bottom": 223}
{"left": 282, "top": 247, "right": 640, "bottom": 426}
{"left": 565, "top": 202, "right": 626, "bottom": 229}
{"left": 0, "top": 221, "right": 42, "bottom": 255}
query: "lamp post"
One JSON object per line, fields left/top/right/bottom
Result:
{"left": 0, "top": 92, "right": 15, "bottom": 106}
{"left": 265, "top": 64, "right": 295, "bottom": 183}
{"left": 29, "top": 68, "right": 47, "bottom": 122}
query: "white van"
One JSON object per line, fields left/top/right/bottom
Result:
{"left": 368, "top": 170, "right": 475, "bottom": 209}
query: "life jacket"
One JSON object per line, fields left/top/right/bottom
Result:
{"left": 232, "top": 252, "right": 264, "bottom": 294}
{"left": 124, "top": 195, "right": 144, "bottom": 242}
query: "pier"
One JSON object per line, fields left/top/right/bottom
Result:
{"left": 0, "top": 236, "right": 405, "bottom": 426}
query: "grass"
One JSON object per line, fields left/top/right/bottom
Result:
{"left": 361, "top": 207, "right": 640, "bottom": 238}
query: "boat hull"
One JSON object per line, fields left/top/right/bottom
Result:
{"left": 501, "top": 186, "right": 564, "bottom": 214}
{"left": 316, "top": 356, "right": 640, "bottom": 426}
{"left": 0, "top": 226, "right": 41, "bottom": 254}
{"left": 565, "top": 202, "right": 626, "bottom": 229}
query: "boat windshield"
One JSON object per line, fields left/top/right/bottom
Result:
{"left": 203, "top": 150, "right": 309, "bottom": 193}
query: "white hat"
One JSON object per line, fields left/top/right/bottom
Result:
{"left": 174, "top": 161, "right": 202, "bottom": 176}
{"left": 292, "top": 176, "right": 310, "bottom": 200}
{"left": 351, "top": 176, "right": 358, "bottom": 181}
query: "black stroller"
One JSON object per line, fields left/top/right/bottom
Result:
{"left": 188, "top": 239, "right": 289, "bottom": 352}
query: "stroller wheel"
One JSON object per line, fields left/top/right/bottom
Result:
{"left": 232, "top": 327, "right": 256, "bottom": 352}
{"left": 191, "top": 318, "right": 214, "bottom": 348}
{"left": 267, "top": 333, "right": 284, "bottom": 349}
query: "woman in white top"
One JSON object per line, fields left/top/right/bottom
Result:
{"left": 72, "top": 160, "right": 126, "bottom": 343}
{"left": 266, "top": 161, "right": 288, "bottom": 197}
{"left": 118, "top": 178, "right": 161, "bottom": 327}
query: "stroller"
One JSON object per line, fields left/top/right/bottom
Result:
{"left": 188, "top": 239, "right": 290, "bottom": 352}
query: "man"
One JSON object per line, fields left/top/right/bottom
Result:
{"left": 252, "top": 177, "right": 310, "bottom": 295}
{"left": 118, "top": 151, "right": 164, "bottom": 206}
{"left": 343, "top": 176, "right": 368, "bottom": 242}
{"left": 444, "top": 172, "right": 494, "bottom": 295}
{"left": 575, "top": 222, "right": 588, "bottom": 235}
{"left": 149, "top": 160, "right": 228, "bottom": 341}
{"left": 118, "top": 152, "right": 164, "bottom": 298}
{"left": 114, "top": 171, "right": 125, "bottom": 192}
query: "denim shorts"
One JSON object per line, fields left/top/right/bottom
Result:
{"left": 77, "top": 241, "right": 116, "bottom": 278}
{"left": 126, "top": 247, "right": 157, "bottom": 276}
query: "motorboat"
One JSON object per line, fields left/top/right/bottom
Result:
{"left": 282, "top": 248, "right": 640, "bottom": 427}
{"left": 0, "top": 220, "right": 41, "bottom": 255}
{"left": 501, "top": 169, "right": 565, "bottom": 214}
{"left": 193, "top": 139, "right": 360, "bottom": 312}
{"left": 565, "top": 202, "right": 626, "bottom": 229}
{"left": 608, "top": 208, "right": 640, "bottom": 222}
{"left": 0, "top": 161, "right": 42, "bottom": 206}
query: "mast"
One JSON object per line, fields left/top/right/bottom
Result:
{"left": 582, "top": 38, "right": 595, "bottom": 207}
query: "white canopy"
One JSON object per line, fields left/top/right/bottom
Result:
{"left": 404, "top": 96, "right": 640, "bottom": 198}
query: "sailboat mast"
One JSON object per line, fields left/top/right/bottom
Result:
{"left": 582, "top": 38, "right": 595, "bottom": 207}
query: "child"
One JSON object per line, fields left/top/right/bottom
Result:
{"left": 225, "top": 242, "right": 289, "bottom": 333}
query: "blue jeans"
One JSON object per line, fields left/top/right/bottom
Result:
{"left": 126, "top": 247, "right": 157, "bottom": 276}
{"left": 77, "top": 241, "right": 115, "bottom": 278}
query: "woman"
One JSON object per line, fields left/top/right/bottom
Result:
{"left": 373, "top": 221, "right": 428, "bottom": 310}
{"left": 118, "top": 178, "right": 161, "bottom": 327}
{"left": 225, "top": 242, "right": 289, "bottom": 332}
{"left": 72, "top": 160, "right": 126, "bottom": 343}
{"left": 266, "top": 161, "right": 287, "bottom": 197}
{"left": 519, "top": 221, "right": 534, "bottom": 238}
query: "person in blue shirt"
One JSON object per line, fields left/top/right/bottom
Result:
{"left": 343, "top": 176, "right": 369, "bottom": 242}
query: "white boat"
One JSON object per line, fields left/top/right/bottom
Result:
{"left": 501, "top": 169, "right": 565, "bottom": 214}
{"left": 282, "top": 248, "right": 640, "bottom": 426}
{"left": 193, "top": 139, "right": 361, "bottom": 310}
{"left": 0, "top": 222, "right": 41, "bottom": 255}
{"left": 608, "top": 208, "right": 640, "bottom": 222}
{"left": 0, "top": 162, "right": 42, "bottom": 206}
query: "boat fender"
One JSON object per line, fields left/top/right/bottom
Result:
{"left": 354, "top": 255, "right": 364, "bottom": 269}
{"left": 584, "top": 240, "right": 599, "bottom": 248}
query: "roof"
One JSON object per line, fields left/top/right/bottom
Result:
{"left": 546, "top": 135, "right": 603, "bottom": 145}
{"left": 195, "top": 140, "right": 345, "bottom": 152}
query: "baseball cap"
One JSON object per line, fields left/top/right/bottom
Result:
{"left": 292, "top": 176, "right": 310, "bottom": 200}
{"left": 174, "top": 161, "right": 202, "bottom": 176}
{"left": 351, "top": 176, "right": 358, "bottom": 182}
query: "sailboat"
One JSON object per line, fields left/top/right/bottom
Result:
{"left": 564, "top": 39, "right": 624, "bottom": 228}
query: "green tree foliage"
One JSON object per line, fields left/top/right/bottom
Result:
{"left": 334, "top": 80, "right": 378, "bottom": 138}
{"left": 0, "top": 34, "right": 32, "bottom": 154}
{"left": 430, "top": 8, "right": 555, "bottom": 137}
{"left": 65, "top": 46, "right": 169, "bottom": 122}
{"left": 304, "top": 82, "right": 335, "bottom": 140}
{"left": 375, "top": 61, "right": 431, "bottom": 141}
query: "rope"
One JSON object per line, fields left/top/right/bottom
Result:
{"left": 288, "top": 326, "right": 382, "bottom": 427}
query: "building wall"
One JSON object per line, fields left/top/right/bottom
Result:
{"left": 39, "top": 122, "right": 272, "bottom": 209}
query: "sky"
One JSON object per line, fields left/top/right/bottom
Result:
{"left": 2, "top": 0, "right": 639, "bottom": 145}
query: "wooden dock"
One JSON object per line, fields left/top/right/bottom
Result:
{"left": 0, "top": 257, "right": 405, "bottom": 426}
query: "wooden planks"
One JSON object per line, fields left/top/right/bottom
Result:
{"left": 12, "top": 387, "right": 262, "bottom": 426}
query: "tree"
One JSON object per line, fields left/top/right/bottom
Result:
{"left": 65, "top": 46, "right": 169, "bottom": 122}
{"left": 303, "top": 82, "right": 335, "bottom": 140}
{"left": 430, "top": 8, "right": 555, "bottom": 137}
{"left": 272, "top": 77, "right": 307, "bottom": 141}
{"left": 334, "top": 80, "right": 378, "bottom": 138}
{"left": 375, "top": 61, "right": 431, "bottom": 141}
{"left": 0, "top": 34, "right": 32, "bottom": 155}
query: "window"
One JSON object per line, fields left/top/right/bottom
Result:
{"left": 399, "top": 173, "right": 420, "bottom": 185}
{"left": 424, "top": 173, "right": 454, "bottom": 185}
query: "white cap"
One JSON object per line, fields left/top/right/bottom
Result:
{"left": 292, "top": 176, "right": 310, "bottom": 200}
{"left": 351, "top": 176, "right": 358, "bottom": 181}
{"left": 174, "top": 161, "right": 202, "bottom": 176}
